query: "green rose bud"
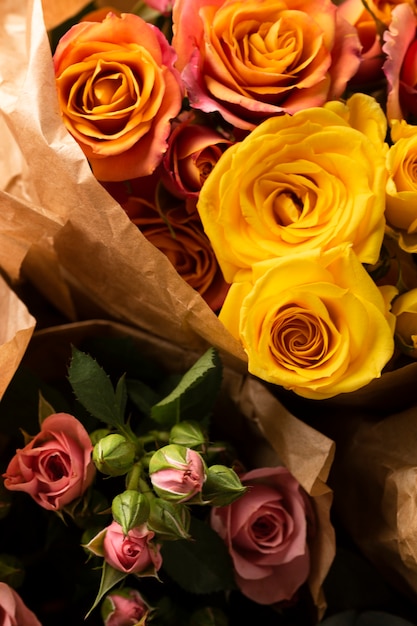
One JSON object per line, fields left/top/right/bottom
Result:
{"left": 149, "top": 444, "right": 206, "bottom": 504}
{"left": 90, "top": 428, "right": 111, "bottom": 446}
{"left": 93, "top": 433, "right": 136, "bottom": 476}
{"left": 112, "top": 490, "right": 150, "bottom": 535}
{"left": 202, "top": 465, "right": 247, "bottom": 506}
{"left": 147, "top": 498, "right": 191, "bottom": 541}
{"left": 169, "top": 420, "right": 206, "bottom": 449}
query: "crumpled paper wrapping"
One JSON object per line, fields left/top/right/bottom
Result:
{"left": 0, "top": 0, "right": 247, "bottom": 369}
{"left": 317, "top": 403, "right": 417, "bottom": 606}
{"left": 0, "top": 275, "right": 35, "bottom": 400}
{"left": 20, "top": 319, "right": 335, "bottom": 618}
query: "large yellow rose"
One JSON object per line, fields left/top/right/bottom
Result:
{"left": 53, "top": 12, "right": 183, "bottom": 181}
{"left": 386, "top": 120, "right": 417, "bottom": 252}
{"left": 198, "top": 94, "right": 387, "bottom": 283}
{"left": 219, "top": 245, "right": 396, "bottom": 399}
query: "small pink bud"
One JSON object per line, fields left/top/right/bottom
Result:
{"left": 149, "top": 444, "right": 206, "bottom": 503}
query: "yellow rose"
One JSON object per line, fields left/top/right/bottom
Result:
{"left": 391, "top": 288, "right": 417, "bottom": 358}
{"left": 386, "top": 120, "right": 417, "bottom": 252}
{"left": 219, "top": 245, "right": 396, "bottom": 399}
{"left": 198, "top": 94, "right": 387, "bottom": 283}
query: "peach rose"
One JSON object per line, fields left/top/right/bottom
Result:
{"left": 53, "top": 12, "right": 184, "bottom": 181}
{"left": 102, "top": 521, "right": 162, "bottom": 575}
{"left": 210, "top": 466, "right": 310, "bottom": 605}
{"left": 0, "top": 583, "right": 42, "bottom": 626}
{"left": 3, "top": 413, "right": 95, "bottom": 511}
{"left": 219, "top": 245, "right": 396, "bottom": 399}
{"left": 197, "top": 94, "right": 388, "bottom": 283}
{"left": 124, "top": 192, "right": 230, "bottom": 311}
{"left": 172, "top": 0, "right": 361, "bottom": 129}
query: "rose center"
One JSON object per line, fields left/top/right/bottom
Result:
{"left": 44, "top": 453, "right": 69, "bottom": 481}
{"left": 123, "top": 539, "right": 141, "bottom": 560}
{"left": 274, "top": 190, "right": 303, "bottom": 225}
{"left": 270, "top": 305, "right": 330, "bottom": 368}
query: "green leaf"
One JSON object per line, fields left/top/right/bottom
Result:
{"left": 68, "top": 347, "right": 123, "bottom": 428}
{"left": 115, "top": 374, "right": 128, "bottom": 419}
{"left": 126, "top": 379, "right": 162, "bottom": 418}
{"left": 85, "top": 562, "right": 127, "bottom": 619}
{"left": 161, "top": 516, "right": 235, "bottom": 594}
{"left": 38, "top": 391, "right": 56, "bottom": 426}
{"left": 151, "top": 348, "right": 222, "bottom": 428}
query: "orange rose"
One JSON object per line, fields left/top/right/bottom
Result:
{"left": 123, "top": 191, "right": 230, "bottom": 311}
{"left": 53, "top": 12, "right": 184, "bottom": 181}
{"left": 172, "top": 0, "right": 361, "bottom": 129}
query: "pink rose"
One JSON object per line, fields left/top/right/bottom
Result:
{"left": 210, "top": 466, "right": 311, "bottom": 605}
{"left": 103, "top": 521, "right": 162, "bottom": 575}
{"left": 337, "top": 0, "right": 385, "bottom": 85}
{"left": 53, "top": 12, "right": 184, "bottom": 181}
{"left": 383, "top": 3, "right": 417, "bottom": 121}
{"left": 102, "top": 588, "right": 150, "bottom": 626}
{"left": 3, "top": 413, "right": 95, "bottom": 511}
{"left": 0, "top": 583, "right": 42, "bottom": 626}
{"left": 172, "top": 0, "right": 361, "bottom": 129}
{"left": 161, "top": 111, "right": 233, "bottom": 198}
{"left": 149, "top": 444, "right": 206, "bottom": 503}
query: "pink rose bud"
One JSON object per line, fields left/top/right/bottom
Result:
{"left": 103, "top": 521, "right": 162, "bottom": 576}
{"left": 0, "top": 583, "right": 42, "bottom": 626}
{"left": 3, "top": 413, "right": 95, "bottom": 511}
{"left": 148, "top": 444, "right": 206, "bottom": 503}
{"left": 101, "top": 587, "right": 152, "bottom": 626}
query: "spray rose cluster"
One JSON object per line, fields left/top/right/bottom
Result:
{"left": 0, "top": 344, "right": 314, "bottom": 624}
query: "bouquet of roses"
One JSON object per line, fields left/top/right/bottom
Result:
{"left": 0, "top": 321, "right": 334, "bottom": 625}
{"left": 22, "top": 0, "right": 413, "bottom": 404}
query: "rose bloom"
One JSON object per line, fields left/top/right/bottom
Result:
{"left": 385, "top": 120, "right": 417, "bottom": 252}
{"left": 197, "top": 93, "right": 388, "bottom": 284}
{"left": 53, "top": 12, "right": 183, "bottom": 181}
{"left": 337, "top": 0, "right": 385, "bottom": 85}
{"left": 102, "top": 588, "right": 151, "bottom": 626}
{"left": 211, "top": 466, "right": 310, "bottom": 605}
{"left": 391, "top": 288, "right": 417, "bottom": 358}
{"left": 219, "top": 245, "right": 396, "bottom": 399}
{"left": 161, "top": 111, "right": 233, "bottom": 199}
{"left": 0, "top": 583, "right": 42, "bottom": 626}
{"left": 172, "top": 0, "right": 361, "bottom": 129}
{"left": 103, "top": 521, "right": 162, "bottom": 575}
{"left": 124, "top": 192, "right": 230, "bottom": 311}
{"left": 3, "top": 413, "right": 95, "bottom": 511}
{"left": 383, "top": 3, "right": 417, "bottom": 122}
{"left": 149, "top": 445, "right": 206, "bottom": 503}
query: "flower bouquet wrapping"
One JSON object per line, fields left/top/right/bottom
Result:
{"left": 0, "top": 275, "right": 35, "bottom": 401}
{"left": 0, "top": 319, "right": 334, "bottom": 624}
